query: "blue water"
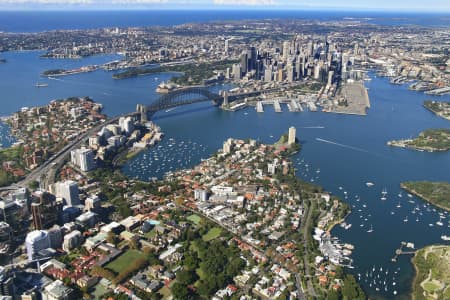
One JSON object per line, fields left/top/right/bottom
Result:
{"left": 0, "top": 10, "right": 449, "bottom": 32}
{"left": 0, "top": 19, "right": 449, "bottom": 299}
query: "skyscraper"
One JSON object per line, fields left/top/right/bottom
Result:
{"left": 288, "top": 127, "right": 296, "bottom": 145}
{"left": 240, "top": 51, "right": 248, "bottom": 75}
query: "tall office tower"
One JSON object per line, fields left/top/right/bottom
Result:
{"left": 286, "top": 64, "right": 294, "bottom": 83}
{"left": 248, "top": 46, "right": 257, "bottom": 71}
{"left": 25, "top": 230, "right": 50, "bottom": 261}
{"left": 55, "top": 181, "right": 80, "bottom": 206}
{"left": 282, "top": 41, "right": 290, "bottom": 61}
{"left": 307, "top": 41, "right": 314, "bottom": 57}
{"left": 240, "top": 51, "right": 248, "bottom": 75}
{"left": 264, "top": 67, "right": 272, "bottom": 82}
{"left": 224, "top": 39, "right": 229, "bottom": 53}
{"left": 327, "top": 70, "right": 334, "bottom": 86}
{"left": 255, "top": 60, "right": 263, "bottom": 80}
{"left": 232, "top": 64, "right": 242, "bottom": 81}
{"left": 288, "top": 127, "right": 296, "bottom": 145}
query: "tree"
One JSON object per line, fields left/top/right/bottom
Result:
{"left": 176, "top": 269, "right": 198, "bottom": 286}
{"left": 106, "top": 231, "right": 119, "bottom": 246}
{"left": 171, "top": 282, "right": 191, "bottom": 300}
{"left": 128, "top": 239, "right": 139, "bottom": 249}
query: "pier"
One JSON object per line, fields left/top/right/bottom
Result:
{"left": 391, "top": 242, "right": 416, "bottom": 262}
{"left": 273, "top": 99, "right": 282, "bottom": 112}
{"left": 256, "top": 101, "right": 264, "bottom": 113}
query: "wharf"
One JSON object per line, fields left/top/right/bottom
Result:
{"left": 273, "top": 100, "right": 282, "bottom": 113}
{"left": 391, "top": 241, "right": 416, "bottom": 262}
{"left": 328, "top": 81, "right": 370, "bottom": 115}
{"left": 256, "top": 101, "right": 264, "bottom": 113}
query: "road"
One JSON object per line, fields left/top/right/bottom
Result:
{"left": 302, "top": 201, "right": 318, "bottom": 298}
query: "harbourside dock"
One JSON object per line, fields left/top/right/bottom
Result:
{"left": 256, "top": 101, "right": 264, "bottom": 113}
{"left": 391, "top": 241, "right": 416, "bottom": 262}
{"left": 273, "top": 99, "right": 282, "bottom": 112}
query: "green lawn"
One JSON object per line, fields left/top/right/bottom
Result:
{"left": 158, "top": 285, "right": 172, "bottom": 299}
{"left": 423, "top": 281, "right": 441, "bottom": 293}
{"left": 187, "top": 214, "right": 202, "bottom": 225}
{"left": 91, "top": 283, "right": 109, "bottom": 300}
{"left": 106, "top": 249, "right": 145, "bottom": 274}
{"left": 202, "top": 227, "right": 222, "bottom": 241}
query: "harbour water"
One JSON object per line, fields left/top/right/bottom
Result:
{"left": 0, "top": 49, "right": 449, "bottom": 299}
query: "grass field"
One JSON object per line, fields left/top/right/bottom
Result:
{"left": 106, "top": 249, "right": 146, "bottom": 274}
{"left": 423, "top": 280, "right": 442, "bottom": 293}
{"left": 202, "top": 227, "right": 222, "bottom": 241}
{"left": 187, "top": 214, "right": 202, "bottom": 225}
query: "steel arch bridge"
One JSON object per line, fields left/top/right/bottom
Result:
{"left": 146, "top": 87, "right": 223, "bottom": 114}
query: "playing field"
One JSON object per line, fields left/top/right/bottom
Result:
{"left": 106, "top": 249, "right": 146, "bottom": 274}
{"left": 202, "top": 227, "right": 222, "bottom": 241}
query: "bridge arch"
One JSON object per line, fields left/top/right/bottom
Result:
{"left": 146, "top": 87, "right": 223, "bottom": 114}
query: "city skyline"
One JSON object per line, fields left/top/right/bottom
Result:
{"left": 1, "top": 0, "right": 450, "bottom": 12}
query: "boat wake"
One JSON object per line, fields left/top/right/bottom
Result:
{"left": 301, "top": 126, "right": 325, "bottom": 129}
{"left": 315, "top": 138, "right": 371, "bottom": 154}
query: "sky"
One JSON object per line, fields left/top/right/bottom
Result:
{"left": 0, "top": 0, "right": 449, "bottom": 12}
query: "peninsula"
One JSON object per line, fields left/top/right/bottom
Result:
{"left": 424, "top": 100, "right": 450, "bottom": 121}
{"left": 412, "top": 245, "right": 450, "bottom": 300}
{"left": 388, "top": 128, "right": 450, "bottom": 152}
{"left": 401, "top": 181, "right": 450, "bottom": 212}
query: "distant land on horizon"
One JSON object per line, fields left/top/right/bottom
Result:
{"left": 0, "top": 9, "right": 449, "bottom": 33}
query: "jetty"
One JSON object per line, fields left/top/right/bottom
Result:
{"left": 391, "top": 241, "right": 416, "bottom": 262}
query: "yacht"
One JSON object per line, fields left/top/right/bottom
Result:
{"left": 366, "top": 182, "right": 374, "bottom": 187}
{"left": 441, "top": 235, "right": 450, "bottom": 241}
{"left": 403, "top": 216, "right": 408, "bottom": 222}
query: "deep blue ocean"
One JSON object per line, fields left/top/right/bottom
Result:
{"left": 0, "top": 10, "right": 449, "bottom": 32}
{"left": 0, "top": 10, "right": 449, "bottom": 300}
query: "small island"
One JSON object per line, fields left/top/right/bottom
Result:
{"left": 412, "top": 245, "right": 450, "bottom": 300}
{"left": 401, "top": 181, "right": 450, "bottom": 212}
{"left": 424, "top": 100, "right": 450, "bottom": 121}
{"left": 387, "top": 128, "right": 450, "bottom": 152}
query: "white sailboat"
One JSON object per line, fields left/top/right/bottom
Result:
{"left": 367, "top": 225, "right": 374, "bottom": 233}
